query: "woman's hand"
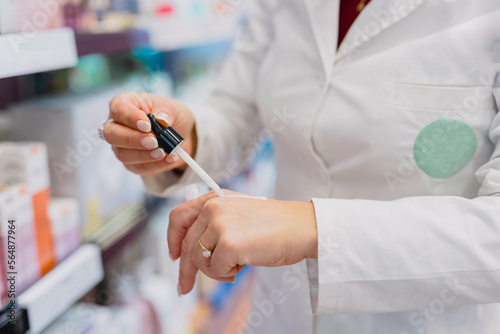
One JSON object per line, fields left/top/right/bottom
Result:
{"left": 104, "top": 92, "right": 197, "bottom": 176}
{"left": 167, "top": 191, "right": 318, "bottom": 295}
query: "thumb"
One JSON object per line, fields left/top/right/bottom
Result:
{"left": 167, "top": 190, "right": 220, "bottom": 260}
{"left": 150, "top": 97, "right": 180, "bottom": 128}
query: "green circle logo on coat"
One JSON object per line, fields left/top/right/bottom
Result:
{"left": 413, "top": 119, "right": 477, "bottom": 178}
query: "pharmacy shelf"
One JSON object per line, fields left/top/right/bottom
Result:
{"left": 75, "top": 29, "right": 150, "bottom": 57}
{"left": 87, "top": 197, "right": 165, "bottom": 261}
{"left": 0, "top": 199, "right": 164, "bottom": 334}
{"left": 0, "top": 28, "right": 78, "bottom": 79}
{"left": 190, "top": 269, "right": 257, "bottom": 333}
{"left": 142, "top": 17, "right": 239, "bottom": 51}
{"left": 17, "top": 244, "right": 104, "bottom": 334}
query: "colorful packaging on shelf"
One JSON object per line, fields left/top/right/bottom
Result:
{"left": 0, "top": 270, "right": 5, "bottom": 308}
{"left": 0, "top": 142, "right": 56, "bottom": 276}
{"left": 49, "top": 198, "right": 81, "bottom": 263}
{"left": 0, "top": 0, "right": 64, "bottom": 34}
{"left": 8, "top": 81, "right": 145, "bottom": 236}
{"left": 0, "top": 185, "right": 41, "bottom": 296}
{"left": 0, "top": 1, "right": 16, "bottom": 34}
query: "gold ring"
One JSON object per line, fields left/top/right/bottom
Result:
{"left": 198, "top": 239, "right": 212, "bottom": 257}
{"left": 198, "top": 239, "right": 212, "bottom": 258}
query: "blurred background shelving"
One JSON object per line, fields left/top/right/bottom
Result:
{"left": 0, "top": 0, "right": 275, "bottom": 333}
{"left": 0, "top": 28, "right": 78, "bottom": 79}
{"left": 75, "top": 28, "right": 150, "bottom": 57}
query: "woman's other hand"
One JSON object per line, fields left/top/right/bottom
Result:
{"left": 167, "top": 190, "right": 318, "bottom": 295}
{"left": 104, "top": 92, "right": 197, "bottom": 176}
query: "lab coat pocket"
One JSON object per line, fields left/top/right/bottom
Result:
{"left": 394, "top": 83, "right": 495, "bottom": 114}
{"left": 390, "top": 83, "right": 497, "bottom": 197}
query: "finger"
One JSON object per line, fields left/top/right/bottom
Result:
{"left": 192, "top": 230, "right": 239, "bottom": 281}
{"left": 178, "top": 217, "right": 206, "bottom": 295}
{"left": 208, "top": 236, "right": 245, "bottom": 278}
{"left": 151, "top": 98, "right": 181, "bottom": 127}
{"left": 110, "top": 95, "right": 152, "bottom": 133}
{"left": 178, "top": 214, "right": 237, "bottom": 294}
{"left": 185, "top": 220, "right": 211, "bottom": 272}
{"left": 178, "top": 246, "right": 198, "bottom": 295}
{"left": 212, "top": 250, "right": 245, "bottom": 278}
{"left": 123, "top": 156, "right": 183, "bottom": 176}
{"left": 112, "top": 147, "right": 166, "bottom": 164}
{"left": 104, "top": 122, "right": 158, "bottom": 150}
{"left": 167, "top": 191, "right": 219, "bottom": 259}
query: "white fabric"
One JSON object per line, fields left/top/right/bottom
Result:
{"left": 143, "top": 0, "right": 500, "bottom": 333}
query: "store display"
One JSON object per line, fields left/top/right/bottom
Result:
{"left": 49, "top": 197, "right": 81, "bottom": 263}
{"left": 17, "top": 244, "right": 104, "bottom": 334}
{"left": 0, "top": 1, "right": 16, "bottom": 34}
{"left": 8, "top": 82, "right": 146, "bottom": 236}
{"left": 140, "top": 195, "right": 199, "bottom": 334}
{"left": 0, "top": 142, "right": 55, "bottom": 276}
{"left": 0, "top": 114, "right": 11, "bottom": 142}
{"left": 0, "top": 0, "right": 63, "bottom": 34}
{"left": 0, "top": 185, "right": 41, "bottom": 299}
{"left": 0, "top": 28, "right": 78, "bottom": 80}
{"left": 0, "top": 0, "right": 252, "bottom": 331}
{"left": 41, "top": 300, "right": 161, "bottom": 334}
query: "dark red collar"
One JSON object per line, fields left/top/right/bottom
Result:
{"left": 338, "top": 0, "right": 372, "bottom": 47}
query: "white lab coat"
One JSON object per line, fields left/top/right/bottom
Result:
{"left": 144, "top": 0, "right": 500, "bottom": 333}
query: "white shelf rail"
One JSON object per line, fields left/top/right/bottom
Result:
{"left": 17, "top": 244, "right": 104, "bottom": 334}
{"left": 0, "top": 28, "right": 77, "bottom": 79}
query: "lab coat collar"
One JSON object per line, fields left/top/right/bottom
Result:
{"left": 337, "top": 0, "right": 427, "bottom": 61}
{"left": 303, "top": 0, "right": 340, "bottom": 77}
{"left": 303, "top": 0, "right": 427, "bottom": 74}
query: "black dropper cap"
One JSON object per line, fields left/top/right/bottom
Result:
{"left": 147, "top": 113, "right": 184, "bottom": 154}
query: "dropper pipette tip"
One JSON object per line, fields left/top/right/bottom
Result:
{"left": 175, "top": 147, "right": 224, "bottom": 197}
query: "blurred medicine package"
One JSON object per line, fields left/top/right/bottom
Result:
{"left": 0, "top": 142, "right": 56, "bottom": 275}
{"left": 49, "top": 197, "right": 81, "bottom": 263}
{"left": 8, "top": 81, "right": 145, "bottom": 236}
{"left": 0, "top": 1, "right": 16, "bottom": 34}
{"left": 0, "top": 0, "right": 63, "bottom": 34}
{"left": 0, "top": 184, "right": 41, "bottom": 299}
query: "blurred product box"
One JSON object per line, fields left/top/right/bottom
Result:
{"left": 8, "top": 82, "right": 145, "bottom": 236}
{"left": 62, "top": 0, "right": 87, "bottom": 31}
{"left": 0, "top": 1, "right": 16, "bottom": 34}
{"left": 0, "top": 114, "right": 11, "bottom": 141}
{"left": 49, "top": 198, "right": 81, "bottom": 263}
{"left": 0, "top": 0, "right": 63, "bottom": 34}
{"left": 67, "top": 0, "right": 137, "bottom": 33}
{"left": 0, "top": 185, "right": 41, "bottom": 297}
{"left": 0, "top": 142, "right": 55, "bottom": 276}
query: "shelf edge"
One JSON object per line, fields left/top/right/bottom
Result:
{"left": 17, "top": 244, "right": 104, "bottom": 334}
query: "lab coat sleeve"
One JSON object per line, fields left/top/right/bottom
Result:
{"left": 142, "top": 0, "right": 274, "bottom": 196}
{"left": 308, "top": 96, "right": 500, "bottom": 314}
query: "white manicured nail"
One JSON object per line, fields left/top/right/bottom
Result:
{"left": 156, "top": 112, "right": 171, "bottom": 125}
{"left": 166, "top": 152, "right": 179, "bottom": 163}
{"left": 141, "top": 137, "right": 158, "bottom": 149}
{"left": 177, "top": 283, "right": 182, "bottom": 297}
{"left": 150, "top": 148, "right": 166, "bottom": 159}
{"left": 137, "top": 120, "right": 151, "bottom": 132}
{"left": 168, "top": 252, "right": 176, "bottom": 263}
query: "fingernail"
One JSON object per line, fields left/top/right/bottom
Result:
{"left": 156, "top": 112, "right": 171, "bottom": 125}
{"left": 150, "top": 148, "right": 166, "bottom": 159}
{"left": 177, "top": 283, "right": 182, "bottom": 297}
{"left": 166, "top": 152, "right": 179, "bottom": 163}
{"left": 141, "top": 137, "right": 158, "bottom": 149}
{"left": 137, "top": 120, "right": 151, "bottom": 132}
{"left": 168, "top": 252, "right": 176, "bottom": 263}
